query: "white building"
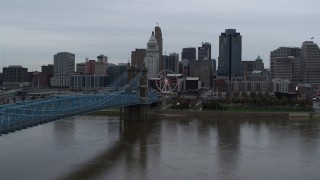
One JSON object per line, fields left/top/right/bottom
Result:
{"left": 272, "top": 78, "right": 290, "bottom": 93}
{"left": 144, "top": 32, "right": 159, "bottom": 78}
{"left": 96, "top": 54, "right": 108, "bottom": 76}
{"left": 50, "top": 52, "right": 75, "bottom": 87}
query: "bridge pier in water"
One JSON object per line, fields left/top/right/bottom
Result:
{"left": 122, "top": 66, "right": 149, "bottom": 121}
{"left": 123, "top": 104, "right": 148, "bottom": 121}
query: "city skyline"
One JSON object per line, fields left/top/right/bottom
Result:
{"left": 0, "top": 0, "right": 319, "bottom": 71}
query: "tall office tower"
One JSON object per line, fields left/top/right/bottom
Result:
{"left": 131, "top": 48, "right": 146, "bottom": 69}
{"left": 96, "top": 54, "right": 108, "bottom": 75}
{"left": 97, "top": 54, "right": 108, "bottom": 64}
{"left": 76, "top": 63, "right": 85, "bottom": 74}
{"left": 107, "top": 63, "right": 127, "bottom": 85}
{"left": 270, "top": 47, "right": 301, "bottom": 79}
{"left": 40, "top": 64, "right": 53, "bottom": 87}
{"left": 242, "top": 56, "right": 265, "bottom": 75}
{"left": 3, "top": 65, "right": 28, "bottom": 89}
{"left": 273, "top": 57, "right": 294, "bottom": 81}
{"left": 302, "top": 41, "right": 320, "bottom": 84}
{"left": 181, "top": 47, "right": 196, "bottom": 77}
{"left": 273, "top": 56, "right": 303, "bottom": 83}
{"left": 144, "top": 31, "right": 160, "bottom": 78}
{"left": 242, "top": 61, "right": 255, "bottom": 75}
{"left": 182, "top": 47, "right": 196, "bottom": 61}
{"left": 50, "top": 52, "right": 75, "bottom": 87}
{"left": 189, "top": 59, "right": 214, "bottom": 88}
{"left": 217, "top": 29, "right": 242, "bottom": 81}
{"left": 42, "top": 64, "right": 54, "bottom": 76}
{"left": 163, "top": 53, "right": 179, "bottom": 73}
{"left": 85, "top": 60, "right": 96, "bottom": 75}
{"left": 254, "top": 56, "right": 264, "bottom": 71}
{"left": 155, "top": 25, "right": 163, "bottom": 71}
{"left": 198, "top": 42, "right": 211, "bottom": 60}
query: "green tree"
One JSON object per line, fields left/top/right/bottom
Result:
{"left": 258, "top": 91, "right": 264, "bottom": 98}
{"left": 242, "top": 91, "right": 248, "bottom": 98}
{"left": 250, "top": 91, "right": 257, "bottom": 98}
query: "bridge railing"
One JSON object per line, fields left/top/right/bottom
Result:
{"left": 0, "top": 69, "right": 159, "bottom": 135}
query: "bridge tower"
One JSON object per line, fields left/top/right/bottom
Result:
{"left": 122, "top": 66, "right": 149, "bottom": 121}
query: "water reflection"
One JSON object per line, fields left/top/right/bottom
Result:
{"left": 297, "top": 121, "right": 320, "bottom": 164}
{"left": 60, "top": 120, "right": 152, "bottom": 180}
{"left": 1, "top": 116, "right": 320, "bottom": 180}
{"left": 216, "top": 119, "right": 240, "bottom": 178}
{"left": 53, "top": 117, "right": 75, "bottom": 145}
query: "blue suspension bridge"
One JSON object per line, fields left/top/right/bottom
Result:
{"left": 0, "top": 67, "right": 159, "bottom": 135}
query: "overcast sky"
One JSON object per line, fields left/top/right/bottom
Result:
{"left": 0, "top": 0, "right": 319, "bottom": 71}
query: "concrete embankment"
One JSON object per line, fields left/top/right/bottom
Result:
{"left": 152, "top": 110, "right": 320, "bottom": 120}
{"left": 91, "top": 108, "right": 320, "bottom": 120}
{"left": 152, "top": 110, "right": 288, "bottom": 118}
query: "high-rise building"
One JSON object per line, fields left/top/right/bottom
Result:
{"left": 97, "top": 54, "right": 108, "bottom": 64}
{"left": 302, "top": 41, "right": 320, "bottom": 85}
{"left": 131, "top": 48, "right": 146, "bottom": 69}
{"left": 163, "top": 53, "right": 179, "bottom": 73}
{"left": 42, "top": 64, "right": 54, "bottom": 76}
{"left": 189, "top": 59, "right": 214, "bottom": 88}
{"left": 3, "top": 65, "right": 28, "bottom": 89}
{"left": 270, "top": 47, "right": 301, "bottom": 80}
{"left": 85, "top": 60, "right": 96, "bottom": 75}
{"left": 70, "top": 75, "right": 107, "bottom": 91}
{"left": 181, "top": 47, "right": 196, "bottom": 77}
{"left": 182, "top": 47, "right": 196, "bottom": 61}
{"left": 76, "top": 63, "right": 85, "bottom": 74}
{"left": 50, "top": 52, "right": 75, "bottom": 87}
{"left": 242, "top": 56, "right": 265, "bottom": 75}
{"left": 155, "top": 25, "right": 163, "bottom": 71}
{"left": 32, "top": 65, "right": 53, "bottom": 88}
{"left": 273, "top": 57, "right": 294, "bottom": 81}
{"left": 217, "top": 29, "right": 242, "bottom": 81}
{"left": 270, "top": 55, "right": 303, "bottom": 84}
{"left": 96, "top": 54, "right": 108, "bottom": 76}
{"left": 198, "top": 42, "right": 211, "bottom": 60}
{"left": 254, "top": 56, "right": 264, "bottom": 71}
{"left": 144, "top": 31, "right": 160, "bottom": 78}
{"left": 3, "top": 66, "right": 28, "bottom": 83}
{"left": 40, "top": 64, "right": 54, "bottom": 87}
{"left": 107, "top": 63, "right": 127, "bottom": 85}
{"left": 182, "top": 59, "right": 189, "bottom": 77}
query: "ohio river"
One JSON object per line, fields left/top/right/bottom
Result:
{"left": 1, "top": 115, "right": 320, "bottom": 180}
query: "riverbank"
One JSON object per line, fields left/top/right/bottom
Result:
{"left": 90, "top": 108, "right": 320, "bottom": 120}
{"left": 152, "top": 110, "right": 320, "bottom": 120}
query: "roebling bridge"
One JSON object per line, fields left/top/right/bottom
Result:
{"left": 0, "top": 67, "right": 159, "bottom": 135}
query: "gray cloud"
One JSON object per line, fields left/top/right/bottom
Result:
{"left": 0, "top": 0, "right": 319, "bottom": 71}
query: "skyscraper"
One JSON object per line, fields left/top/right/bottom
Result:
{"left": 155, "top": 25, "right": 163, "bottom": 71}
{"left": 302, "top": 41, "right": 320, "bottom": 84}
{"left": 50, "top": 52, "right": 75, "bottom": 87}
{"left": 182, "top": 47, "right": 196, "bottom": 61}
{"left": 144, "top": 32, "right": 160, "bottom": 78}
{"left": 189, "top": 59, "right": 214, "bottom": 88}
{"left": 270, "top": 47, "right": 301, "bottom": 80}
{"left": 198, "top": 42, "right": 211, "bottom": 60}
{"left": 181, "top": 47, "right": 196, "bottom": 77}
{"left": 85, "top": 60, "right": 96, "bottom": 75}
{"left": 163, "top": 53, "right": 179, "bottom": 73}
{"left": 96, "top": 54, "right": 108, "bottom": 76}
{"left": 131, "top": 48, "right": 146, "bottom": 69}
{"left": 217, "top": 29, "right": 242, "bottom": 81}
{"left": 3, "top": 65, "right": 28, "bottom": 89}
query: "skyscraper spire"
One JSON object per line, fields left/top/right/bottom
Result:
{"left": 154, "top": 25, "right": 163, "bottom": 71}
